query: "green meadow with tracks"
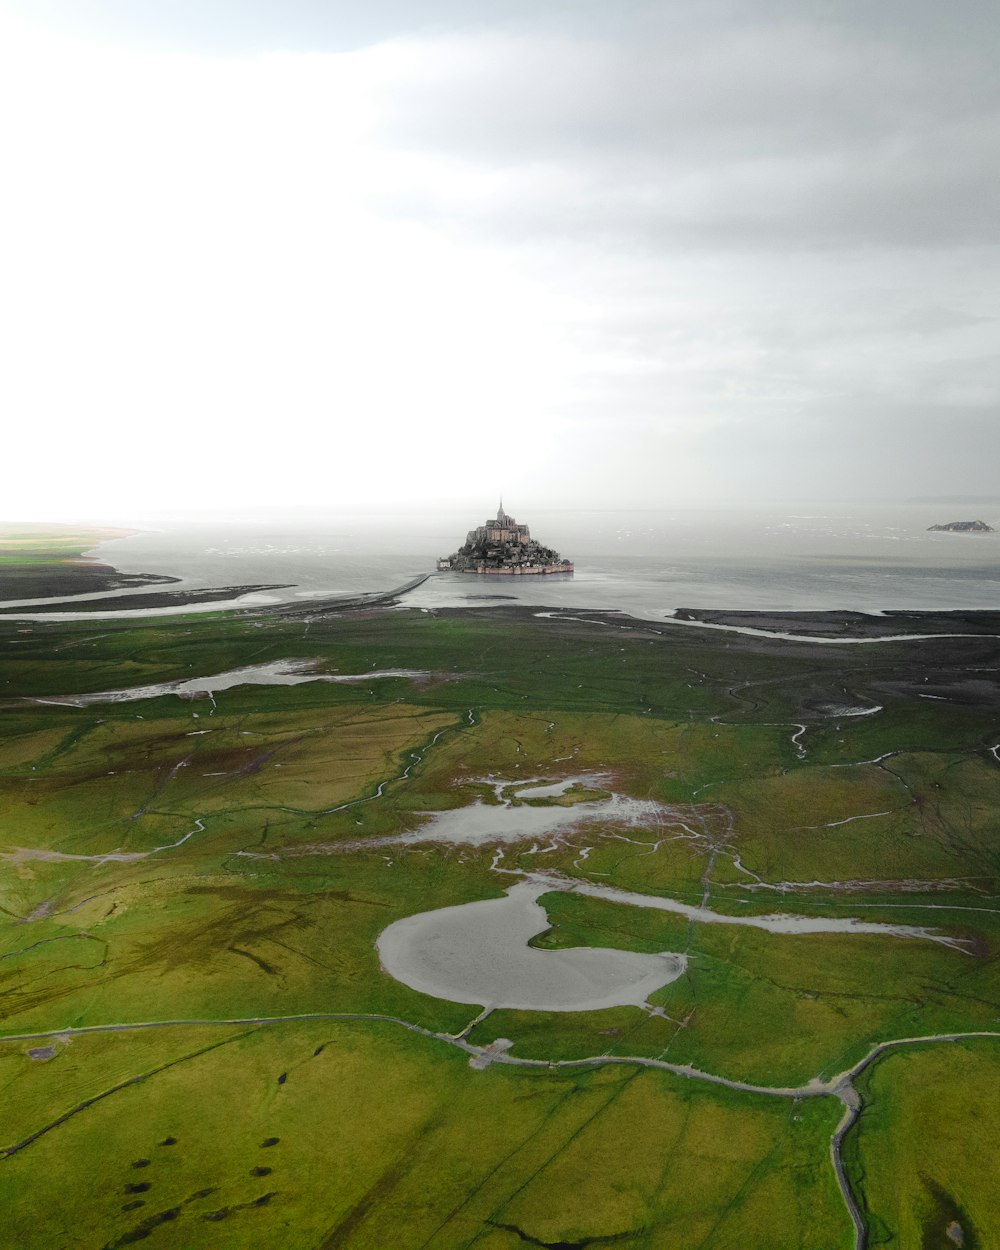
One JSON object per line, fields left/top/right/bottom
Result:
{"left": 1, "top": 600, "right": 999, "bottom": 1248}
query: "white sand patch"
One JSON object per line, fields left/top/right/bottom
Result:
{"left": 377, "top": 879, "right": 685, "bottom": 1012}
{"left": 824, "top": 704, "right": 884, "bottom": 717}
{"left": 402, "top": 791, "right": 664, "bottom": 846}
{"left": 26, "top": 659, "right": 431, "bottom": 705}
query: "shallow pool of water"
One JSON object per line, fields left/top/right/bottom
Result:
{"left": 377, "top": 879, "right": 686, "bottom": 1012}
{"left": 402, "top": 790, "right": 665, "bottom": 846}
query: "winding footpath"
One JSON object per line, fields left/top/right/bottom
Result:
{"left": 1, "top": 1009, "right": 998, "bottom": 1247}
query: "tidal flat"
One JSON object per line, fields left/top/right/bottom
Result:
{"left": 0, "top": 595, "right": 999, "bottom": 1249}
{"left": 376, "top": 878, "right": 687, "bottom": 1011}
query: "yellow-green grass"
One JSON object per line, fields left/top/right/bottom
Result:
{"left": 846, "top": 1039, "right": 1000, "bottom": 1247}
{"left": 0, "top": 1019, "right": 850, "bottom": 1250}
{"left": 0, "top": 847, "right": 504, "bottom": 1036}
{"left": 5, "top": 828, "right": 997, "bottom": 1090}
{"left": 414, "top": 708, "right": 792, "bottom": 803}
{"left": 549, "top": 832, "right": 713, "bottom": 896}
{"left": 0, "top": 524, "right": 127, "bottom": 547}
{"left": 0, "top": 725, "right": 75, "bottom": 771}
{"left": 0, "top": 703, "right": 457, "bottom": 858}
{"left": 0, "top": 527, "right": 123, "bottom": 571}
{"left": 2, "top": 665, "right": 998, "bottom": 1086}
{"left": 493, "top": 890, "right": 1000, "bottom": 1084}
{"left": 2, "top": 603, "right": 1000, "bottom": 1246}
{"left": 717, "top": 753, "right": 1000, "bottom": 886}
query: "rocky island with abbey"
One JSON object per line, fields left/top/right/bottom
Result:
{"left": 438, "top": 502, "right": 574, "bottom": 575}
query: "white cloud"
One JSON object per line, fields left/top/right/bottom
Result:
{"left": 0, "top": 20, "right": 593, "bottom": 516}
{"left": 1, "top": 5, "right": 998, "bottom": 520}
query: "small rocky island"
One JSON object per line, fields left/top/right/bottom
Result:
{"left": 927, "top": 520, "right": 995, "bottom": 533}
{"left": 438, "top": 502, "right": 573, "bottom": 575}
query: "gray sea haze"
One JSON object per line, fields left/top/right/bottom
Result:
{"left": 4, "top": 504, "right": 1000, "bottom": 618}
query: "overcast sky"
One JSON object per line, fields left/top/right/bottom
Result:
{"left": 1, "top": 0, "right": 997, "bottom": 521}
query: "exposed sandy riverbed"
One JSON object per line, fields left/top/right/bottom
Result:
{"left": 25, "top": 659, "right": 432, "bottom": 706}
{"left": 377, "top": 879, "right": 686, "bottom": 1011}
{"left": 401, "top": 789, "right": 663, "bottom": 846}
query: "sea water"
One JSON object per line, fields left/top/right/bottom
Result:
{"left": 4, "top": 504, "right": 1000, "bottom": 617}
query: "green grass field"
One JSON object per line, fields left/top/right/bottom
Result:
{"left": 1, "top": 598, "right": 999, "bottom": 1247}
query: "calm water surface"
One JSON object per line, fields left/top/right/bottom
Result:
{"left": 5, "top": 504, "right": 1000, "bottom": 617}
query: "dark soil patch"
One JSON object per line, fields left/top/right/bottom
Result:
{"left": 922, "top": 1176, "right": 979, "bottom": 1249}
{"left": 0, "top": 582, "right": 289, "bottom": 614}
{"left": 103, "top": 1206, "right": 180, "bottom": 1247}
{"left": 186, "top": 1188, "right": 218, "bottom": 1203}
{"left": 202, "top": 1192, "right": 277, "bottom": 1222}
{"left": 228, "top": 945, "right": 278, "bottom": 975}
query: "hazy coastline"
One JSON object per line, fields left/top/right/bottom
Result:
{"left": 1, "top": 504, "right": 999, "bottom": 622}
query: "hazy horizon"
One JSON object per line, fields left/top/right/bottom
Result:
{"left": 10, "top": 495, "right": 1000, "bottom": 532}
{"left": 2, "top": 0, "right": 997, "bottom": 521}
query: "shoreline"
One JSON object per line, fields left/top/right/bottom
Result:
{"left": 396, "top": 601, "right": 1000, "bottom": 645}
{"left": 2, "top": 540, "right": 999, "bottom": 634}
{"left": 0, "top": 582, "right": 293, "bottom": 614}
{"left": 4, "top": 588, "right": 1000, "bottom": 636}
{"left": 671, "top": 605, "right": 1000, "bottom": 638}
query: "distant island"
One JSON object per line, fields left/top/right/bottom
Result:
{"left": 927, "top": 520, "right": 995, "bottom": 533}
{"left": 437, "top": 502, "right": 574, "bottom": 575}
{"left": 910, "top": 495, "right": 1000, "bottom": 505}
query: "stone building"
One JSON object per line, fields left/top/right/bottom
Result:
{"left": 437, "top": 502, "right": 573, "bottom": 575}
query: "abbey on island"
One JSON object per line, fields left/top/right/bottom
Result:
{"left": 437, "top": 502, "right": 574, "bottom": 575}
